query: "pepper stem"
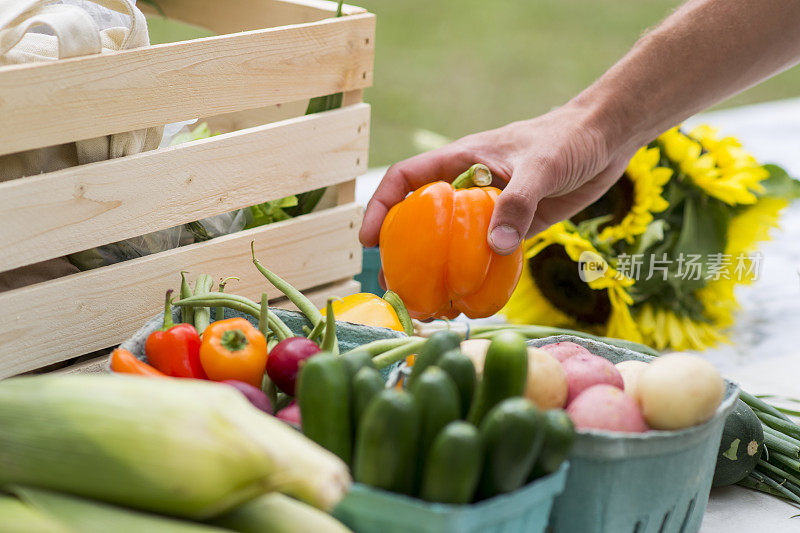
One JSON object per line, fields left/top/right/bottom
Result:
{"left": 221, "top": 329, "right": 249, "bottom": 352}
{"left": 161, "top": 289, "right": 175, "bottom": 331}
{"left": 452, "top": 163, "right": 492, "bottom": 189}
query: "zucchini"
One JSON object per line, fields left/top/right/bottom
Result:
{"left": 409, "top": 367, "right": 460, "bottom": 468}
{"left": 478, "top": 397, "right": 544, "bottom": 498}
{"left": 419, "top": 421, "right": 483, "bottom": 504}
{"left": 713, "top": 399, "right": 764, "bottom": 487}
{"left": 529, "top": 409, "right": 575, "bottom": 479}
{"left": 354, "top": 390, "right": 420, "bottom": 495}
{"left": 436, "top": 349, "right": 477, "bottom": 419}
{"left": 407, "top": 330, "right": 461, "bottom": 387}
{"left": 352, "top": 366, "right": 384, "bottom": 428}
{"left": 297, "top": 352, "right": 352, "bottom": 463}
{"left": 467, "top": 331, "right": 528, "bottom": 426}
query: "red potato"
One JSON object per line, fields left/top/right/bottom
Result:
{"left": 276, "top": 401, "right": 301, "bottom": 429}
{"left": 540, "top": 341, "right": 594, "bottom": 363}
{"left": 561, "top": 353, "right": 624, "bottom": 405}
{"left": 567, "top": 384, "right": 648, "bottom": 433}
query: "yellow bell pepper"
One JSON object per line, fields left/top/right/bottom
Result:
{"left": 320, "top": 293, "right": 405, "bottom": 332}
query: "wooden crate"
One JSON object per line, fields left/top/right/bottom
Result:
{"left": 0, "top": 0, "right": 375, "bottom": 378}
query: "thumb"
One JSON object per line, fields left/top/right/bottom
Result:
{"left": 488, "top": 170, "right": 549, "bottom": 255}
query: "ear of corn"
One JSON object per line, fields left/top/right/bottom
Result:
{"left": 0, "top": 494, "right": 68, "bottom": 533}
{"left": 12, "top": 486, "right": 230, "bottom": 533}
{"left": 209, "top": 493, "right": 352, "bottom": 533}
{"left": 0, "top": 375, "right": 351, "bottom": 519}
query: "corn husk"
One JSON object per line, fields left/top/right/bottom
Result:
{"left": 0, "top": 375, "right": 351, "bottom": 519}
{"left": 209, "top": 493, "right": 351, "bottom": 533}
{"left": 11, "top": 486, "right": 229, "bottom": 533}
{"left": 0, "top": 494, "right": 67, "bottom": 533}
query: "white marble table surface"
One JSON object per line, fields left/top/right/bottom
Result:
{"left": 356, "top": 98, "right": 800, "bottom": 531}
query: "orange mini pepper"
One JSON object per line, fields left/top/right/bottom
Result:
{"left": 379, "top": 164, "right": 524, "bottom": 320}
{"left": 200, "top": 317, "right": 268, "bottom": 387}
{"left": 110, "top": 348, "right": 167, "bottom": 378}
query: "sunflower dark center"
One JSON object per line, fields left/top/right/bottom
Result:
{"left": 528, "top": 245, "right": 611, "bottom": 325}
{"left": 571, "top": 174, "right": 635, "bottom": 228}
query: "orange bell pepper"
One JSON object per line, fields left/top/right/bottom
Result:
{"left": 379, "top": 164, "right": 524, "bottom": 320}
{"left": 320, "top": 293, "right": 405, "bottom": 332}
{"left": 199, "top": 318, "right": 268, "bottom": 387}
{"left": 110, "top": 348, "right": 167, "bottom": 378}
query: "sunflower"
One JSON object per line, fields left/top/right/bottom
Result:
{"left": 658, "top": 126, "right": 769, "bottom": 205}
{"left": 635, "top": 303, "right": 726, "bottom": 351}
{"left": 572, "top": 146, "right": 672, "bottom": 244}
{"left": 502, "top": 223, "right": 642, "bottom": 342}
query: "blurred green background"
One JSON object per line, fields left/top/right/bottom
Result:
{"left": 149, "top": 0, "right": 800, "bottom": 167}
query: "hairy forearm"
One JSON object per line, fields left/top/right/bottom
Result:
{"left": 576, "top": 0, "right": 800, "bottom": 154}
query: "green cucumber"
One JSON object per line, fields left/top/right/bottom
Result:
{"left": 352, "top": 366, "right": 385, "bottom": 428}
{"left": 713, "top": 399, "right": 764, "bottom": 487}
{"left": 297, "top": 352, "right": 352, "bottom": 463}
{"left": 436, "top": 349, "right": 476, "bottom": 419}
{"left": 478, "top": 397, "right": 544, "bottom": 498}
{"left": 407, "top": 330, "right": 461, "bottom": 387}
{"left": 409, "top": 367, "right": 461, "bottom": 468}
{"left": 419, "top": 421, "right": 483, "bottom": 504}
{"left": 467, "top": 331, "right": 528, "bottom": 426}
{"left": 354, "top": 390, "right": 420, "bottom": 495}
{"left": 529, "top": 409, "right": 575, "bottom": 479}
{"left": 341, "top": 350, "right": 375, "bottom": 381}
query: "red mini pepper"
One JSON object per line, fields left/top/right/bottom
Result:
{"left": 145, "top": 290, "right": 207, "bottom": 379}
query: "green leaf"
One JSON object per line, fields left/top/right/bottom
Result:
{"left": 140, "top": 0, "right": 166, "bottom": 18}
{"left": 169, "top": 122, "right": 216, "bottom": 146}
{"left": 761, "top": 164, "right": 800, "bottom": 199}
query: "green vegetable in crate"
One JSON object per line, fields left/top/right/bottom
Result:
{"left": 713, "top": 400, "right": 764, "bottom": 487}
{"left": 435, "top": 349, "right": 477, "bottom": 419}
{"left": 0, "top": 375, "right": 350, "bottom": 517}
{"left": 467, "top": 331, "right": 529, "bottom": 426}
{"left": 419, "top": 421, "right": 483, "bottom": 504}
{"left": 351, "top": 366, "right": 385, "bottom": 428}
{"left": 209, "top": 493, "right": 351, "bottom": 533}
{"left": 409, "top": 367, "right": 461, "bottom": 468}
{"left": 354, "top": 390, "right": 421, "bottom": 495}
{"left": 297, "top": 353, "right": 352, "bottom": 464}
{"left": 407, "top": 330, "right": 461, "bottom": 387}
{"left": 529, "top": 409, "right": 576, "bottom": 479}
{"left": 478, "top": 397, "right": 545, "bottom": 499}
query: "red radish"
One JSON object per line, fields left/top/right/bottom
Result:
{"left": 276, "top": 401, "right": 301, "bottom": 429}
{"left": 266, "top": 337, "right": 321, "bottom": 395}
{"left": 222, "top": 380, "right": 272, "bottom": 414}
{"left": 567, "top": 384, "right": 648, "bottom": 433}
{"left": 540, "top": 341, "right": 593, "bottom": 362}
{"left": 561, "top": 353, "right": 624, "bottom": 405}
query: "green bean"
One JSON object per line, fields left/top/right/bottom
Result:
{"left": 214, "top": 276, "right": 239, "bottom": 323}
{"left": 321, "top": 298, "right": 339, "bottom": 355}
{"left": 174, "top": 293, "right": 292, "bottom": 340}
{"left": 342, "top": 337, "right": 421, "bottom": 357}
{"left": 373, "top": 339, "right": 427, "bottom": 369}
{"left": 251, "top": 242, "right": 323, "bottom": 328}
{"left": 179, "top": 271, "right": 194, "bottom": 324}
{"left": 306, "top": 319, "right": 325, "bottom": 342}
{"left": 382, "top": 290, "right": 414, "bottom": 336}
{"left": 259, "top": 293, "right": 271, "bottom": 339}
{"left": 193, "top": 274, "right": 214, "bottom": 334}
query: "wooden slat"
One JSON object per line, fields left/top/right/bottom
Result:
{"left": 0, "top": 204, "right": 362, "bottom": 378}
{"left": 0, "top": 104, "right": 370, "bottom": 272}
{"left": 142, "top": 0, "right": 366, "bottom": 34}
{"left": 52, "top": 277, "right": 362, "bottom": 376}
{"left": 201, "top": 100, "right": 310, "bottom": 134}
{"left": 0, "top": 14, "right": 375, "bottom": 155}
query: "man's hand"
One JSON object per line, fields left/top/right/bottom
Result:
{"left": 360, "top": 102, "right": 635, "bottom": 255}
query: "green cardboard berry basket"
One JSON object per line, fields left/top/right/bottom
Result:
{"left": 333, "top": 462, "right": 568, "bottom": 533}
{"left": 528, "top": 335, "right": 739, "bottom": 533}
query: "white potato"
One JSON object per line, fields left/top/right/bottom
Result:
{"left": 638, "top": 353, "right": 725, "bottom": 430}
{"left": 615, "top": 360, "right": 650, "bottom": 404}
